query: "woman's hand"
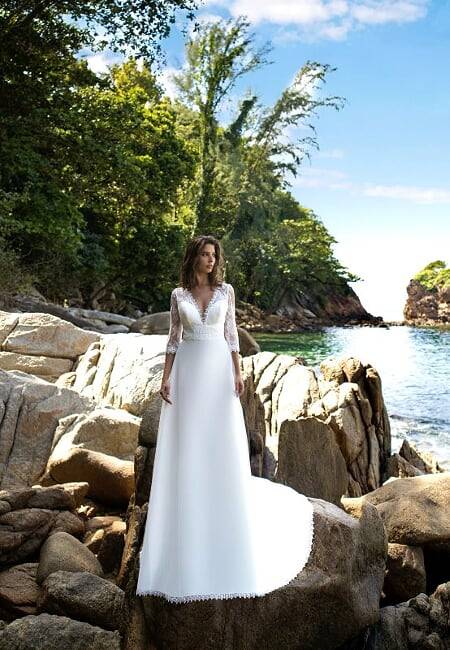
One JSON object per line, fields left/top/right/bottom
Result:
{"left": 234, "top": 374, "right": 244, "bottom": 397}
{"left": 159, "top": 378, "right": 173, "bottom": 404}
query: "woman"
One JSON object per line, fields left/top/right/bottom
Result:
{"left": 136, "top": 235, "right": 314, "bottom": 603}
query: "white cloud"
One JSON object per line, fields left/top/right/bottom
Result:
{"left": 362, "top": 183, "right": 450, "bottom": 204}
{"left": 157, "top": 65, "right": 181, "bottom": 101}
{"left": 292, "top": 168, "right": 450, "bottom": 204}
{"left": 204, "top": 0, "right": 429, "bottom": 41}
{"left": 82, "top": 51, "right": 122, "bottom": 74}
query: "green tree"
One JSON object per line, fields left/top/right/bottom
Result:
{"left": 414, "top": 261, "right": 450, "bottom": 290}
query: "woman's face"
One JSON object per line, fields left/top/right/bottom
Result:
{"left": 196, "top": 243, "right": 216, "bottom": 275}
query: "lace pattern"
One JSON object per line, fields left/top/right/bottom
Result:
{"left": 166, "top": 288, "right": 183, "bottom": 354}
{"left": 165, "top": 283, "right": 240, "bottom": 354}
{"left": 224, "top": 283, "right": 240, "bottom": 353}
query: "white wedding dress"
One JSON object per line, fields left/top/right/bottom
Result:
{"left": 136, "top": 282, "right": 314, "bottom": 603}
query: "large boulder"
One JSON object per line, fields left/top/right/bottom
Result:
{"left": 342, "top": 473, "right": 450, "bottom": 546}
{"left": 240, "top": 353, "right": 391, "bottom": 498}
{"left": 49, "top": 408, "right": 141, "bottom": 464}
{"left": 36, "top": 531, "right": 104, "bottom": 585}
{"left": 131, "top": 498, "right": 387, "bottom": 650}
{"left": 0, "top": 562, "right": 39, "bottom": 620}
{"left": 276, "top": 417, "right": 348, "bottom": 506}
{"left": 47, "top": 447, "right": 134, "bottom": 506}
{"left": 37, "top": 570, "right": 125, "bottom": 632}
{"left": 0, "top": 370, "right": 94, "bottom": 490}
{"left": 0, "top": 311, "right": 100, "bottom": 381}
{"left": 57, "top": 334, "right": 168, "bottom": 416}
{"left": 0, "top": 613, "right": 121, "bottom": 649}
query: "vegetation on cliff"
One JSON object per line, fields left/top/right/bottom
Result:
{"left": 413, "top": 261, "right": 450, "bottom": 291}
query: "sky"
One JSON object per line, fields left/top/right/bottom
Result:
{"left": 80, "top": 0, "right": 450, "bottom": 321}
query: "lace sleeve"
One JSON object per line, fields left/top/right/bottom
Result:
{"left": 166, "top": 289, "right": 182, "bottom": 354}
{"left": 224, "top": 283, "right": 240, "bottom": 353}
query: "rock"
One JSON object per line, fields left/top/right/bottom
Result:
{"left": 84, "top": 516, "right": 125, "bottom": 554}
{"left": 276, "top": 417, "right": 348, "bottom": 505}
{"left": 104, "top": 324, "right": 129, "bottom": 334}
{"left": 399, "top": 439, "right": 444, "bottom": 474}
{"left": 128, "top": 312, "right": 169, "bottom": 335}
{"left": 0, "top": 311, "right": 100, "bottom": 359}
{"left": 0, "top": 370, "right": 94, "bottom": 490}
{"left": 0, "top": 507, "right": 85, "bottom": 567}
{"left": 0, "top": 562, "right": 39, "bottom": 619}
{"left": 68, "top": 308, "right": 135, "bottom": 327}
{"left": 0, "top": 350, "right": 73, "bottom": 380}
{"left": 0, "top": 483, "right": 89, "bottom": 510}
{"left": 404, "top": 278, "right": 450, "bottom": 325}
{"left": 383, "top": 543, "right": 426, "bottom": 605}
{"left": 133, "top": 499, "right": 387, "bottom": 650}
{"left": 47, "top": 447, "right": 134, "bottom": 506}
{"left": 238, "top": 353, "right": 391, "bottom": 498}
{"left": 96, "top": 521, "right": 126, "bottom": 574}
{"left": 36, "top": 531, "right": 104, "bottom": 585}
{"left": 57, "top": 334, "right": 168, "bottom": 417}
{"left": 342, "top": 473, "right": 450, "bottom": 546}
{"left": 37, "top": 570, "right": 125, "bottom": 632}
{"left": 50, "top": 408, "right": 141, "bottom": 464}
{"left": 385, "top": 453, "right": 424, "bottom": 479}
{"left": 312, "top": 357, "right": 391, "bottom": 495}
{"left": 363, "top": 581, "right": 450, "bottom": 649}
{"left": 277, "top": 284, "right": 377, "bottom": 324}
{"left": 0, "top": 612, "right": 121, "bottom": 649}
{"left": 2, "top": 296, "right": 106, "bottom": 332}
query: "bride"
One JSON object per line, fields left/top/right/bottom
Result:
{"left": 136, "top": 235, "right": 315, "bottom": 603}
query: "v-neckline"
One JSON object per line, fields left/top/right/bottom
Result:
{"left": 186, "top": 285, "right": 218, "bottom": 322}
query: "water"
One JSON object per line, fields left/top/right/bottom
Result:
{"left": 253, "top": 325, "right": 450, "bottom": 471}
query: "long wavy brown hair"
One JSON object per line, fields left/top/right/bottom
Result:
{"left": 179, "top": 235, "right": 225, "bottom": 290}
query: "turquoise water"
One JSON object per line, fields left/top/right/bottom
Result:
{"left": 253, "top": 325, "right": 450, "bottom": 471}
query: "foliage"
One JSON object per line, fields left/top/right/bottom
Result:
{"left": 0, "top": 5, "right": 360, "bottom": 314}
{"left": 0, "top": 237, "right": 34, "bottom": 299}
{"left": 414, "top": 261, "right": 450, "bottom": 290}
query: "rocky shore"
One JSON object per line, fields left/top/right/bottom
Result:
{"left": 0, "top": 309, "right": 448, "bottom": 649}
{"left": 1, "top": 286, "right": 385, "bottom": 341}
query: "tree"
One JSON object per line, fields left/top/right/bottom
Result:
{"left": 173, "top": 16, "right": 272, "bottom": 233}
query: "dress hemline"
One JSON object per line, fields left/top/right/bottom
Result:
{"left": 136, "top": 500, "right": 315, "bottom": 604}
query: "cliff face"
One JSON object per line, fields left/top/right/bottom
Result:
{"left": 404, "top": 279, "right": 450, "bottom": 325}
{"left": 276, "top": 284, "right": 382, "bottom": 326}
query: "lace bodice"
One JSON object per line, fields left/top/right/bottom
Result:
{"left": 166, "top": 282, "right": 240, "bottom": 354}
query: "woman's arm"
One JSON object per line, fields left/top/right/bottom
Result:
{"left": 224, "top": 283, "right": 244, "bottom": 396}
{"left": 160, "top": 289, "right": 182, "bottom": 403}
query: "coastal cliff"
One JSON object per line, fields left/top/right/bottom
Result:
{"left": 404, "top": 261, "right": 450, "bottom": 326}
{"left": 270, "top": 282, "right": 382, "bottom": 330}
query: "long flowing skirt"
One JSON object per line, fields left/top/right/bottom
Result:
{"left": 136, "top": 337, "right": 315, "bottom": 602}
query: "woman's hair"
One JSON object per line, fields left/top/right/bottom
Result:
{"left": 179, "top": 235, "right": 225, "bottom": 289}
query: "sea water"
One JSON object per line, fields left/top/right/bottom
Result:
{"left": 255, "top": 325, "right": 450, "bottom": 471}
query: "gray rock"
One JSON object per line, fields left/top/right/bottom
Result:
{"left": 37, "top": 570, "right": 125, "bottom": 632}
{"left": 0, "top": 612, "right": 121, "bottom": 650}
{"left": 37, "top": 531, "right": 104, "bottom": 585}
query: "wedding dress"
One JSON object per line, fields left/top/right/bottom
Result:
{"left": 136, "top": 282, "right": 314, "bottom": 603}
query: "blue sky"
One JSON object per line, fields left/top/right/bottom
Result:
{"left": 81, "top": 1, "right": 450, "bottom": 321}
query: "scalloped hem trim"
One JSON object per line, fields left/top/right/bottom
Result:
{"left": 136, "top": 500, "right": 315, "bottom": 604}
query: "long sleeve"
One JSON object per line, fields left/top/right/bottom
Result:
{"left": 166, "top": 289, "right": 182, "bottom": 354}
{"left": 224, "top": 283, "right": 240, "bottom": 353}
